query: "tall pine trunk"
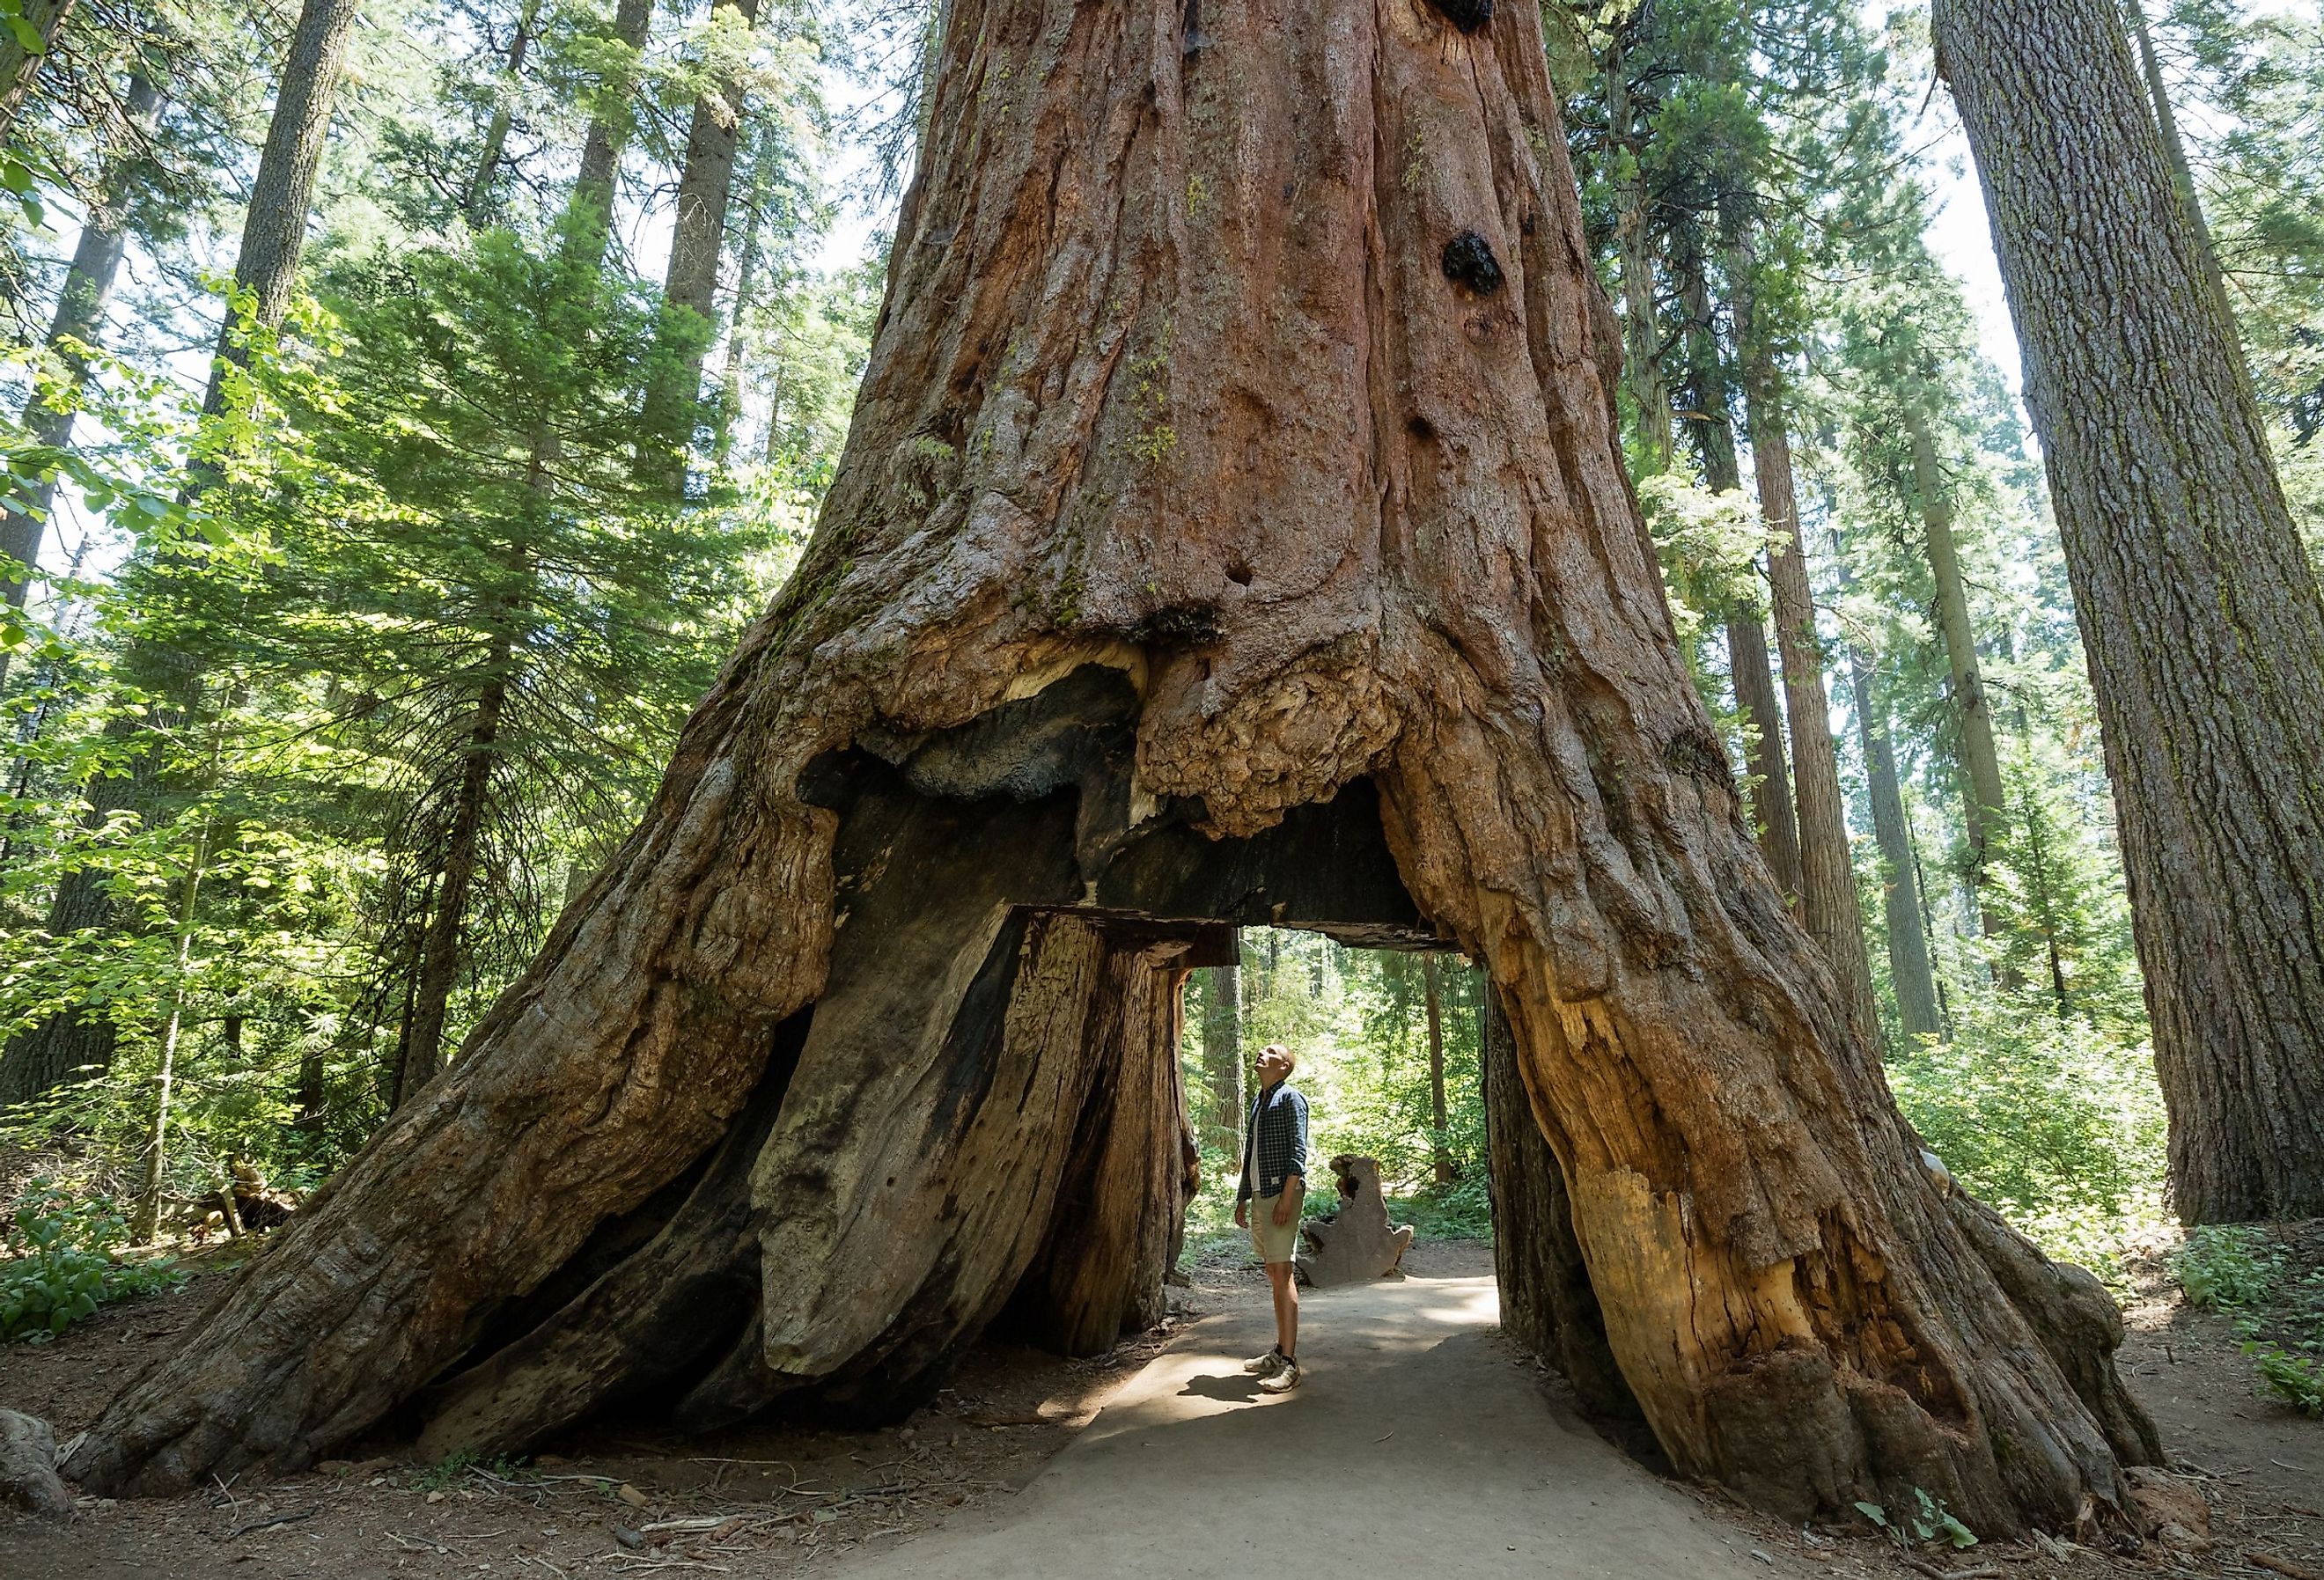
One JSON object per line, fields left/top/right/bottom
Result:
{"left": 1905, "top": 406, "right": 2011, "bottom": 957}
{"left": 1673, "top": 244, "right": 1801, "bottom": 900}
{"left": 460, "top": 0, "right": 545, "bottom": 224}
{"left": 200, "top": 0, "right": 362, "bottom": 418}
{"left": 0, "top": 0, "right": 72, "bottom": 136}
{"left": 2121, "top": 0, "right": 2229, "bottom": 319}
{"left": 71, "top": 0, "right": 2155, "bottom": 1532}
{"left": 636, "top": 0, "right": 763, "bottom": 490}
{"left": 1603, "top": 34, "right": 1669, "bottom": 474}
{"left": 1936, "top": 0, "right": 2324, "bottom": 1222}
{"left": 1736, "top": 257, "right": 1876, "bottom": 1036}
{"left": 1847, "top": 645, "right": 1944, "bottom": 1044}
{"left": 1196, "top": 962, "right": 1240, "bottom": 1155}
{"left": 0, "top": 3, "right": 360, "bottom": 1106}
{"left": 1422, "top": 952, "right": 1450, "bottom": 1184}
{"left": 563, "top": 0, "right": 656, "bottom": 268}
{"left": 0, "top": 72, "right": 160, "bottom": 691}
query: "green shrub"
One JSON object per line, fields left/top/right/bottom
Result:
{"left": 2173, "top": 1225, "right": 2281, "bottom": 1310}
{"left": 1, "top": 1180, "right": 185, "bottom": 1341}
{"left": 1887, "top": 999, "right": 2166, "bottom": 1275}
{"left": 2244, "top": 1341, "right": 2324, "bottom": 1417}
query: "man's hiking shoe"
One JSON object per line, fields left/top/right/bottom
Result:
{"left": 1242, "top": 1346, "right": 1285, "bottom": 1377}
{"left": 1259, "top": 1359, "right": 1303, "bottom": 1394}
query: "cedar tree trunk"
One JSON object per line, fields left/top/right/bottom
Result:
{"left": 1936, "top": 0, "right": 2324, "bottom": 1221}
{"left": 1737, "top": 287, "right": 1877, "bottom": 1038}
{"left": 563, "top": 0, "right": 656, "bottom": 269}
{"left": 1848, "top": 644, "right": 1944, "bottom": 1044}
{"left": 0, "top": 72, "right": 160, "bottom": 690}
{"left": 636, "top": 0, "right": 762, "bottom": 487}
{"left": 70, "top": 0, "right": 2155, "bottom": 1533}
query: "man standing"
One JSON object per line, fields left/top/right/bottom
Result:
{"left": 1235, "top": 1042, "right": 1308, "bottom": 1393}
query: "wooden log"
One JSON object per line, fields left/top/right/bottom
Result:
{"left": 1295, "top": 1156, "right": 1414, "bottom": 1287}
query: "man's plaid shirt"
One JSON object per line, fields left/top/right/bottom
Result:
{"left": 1237, "top": 1082, "right": 1309, "bottom": 1202}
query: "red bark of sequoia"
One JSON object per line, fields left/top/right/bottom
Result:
{"left": 66, "top": 0, "right": 2153, "bottom": 1534}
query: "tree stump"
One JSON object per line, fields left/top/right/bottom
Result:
{"left": 64, "top": 0, "right": 2157, "bottom": 1535}
{"left": 1295, "top": 1155, "right": 1414, "bottom": 1287}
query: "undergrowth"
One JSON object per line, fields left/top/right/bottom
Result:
{"left": 2, "top": 1179, "right": 185, "bottom": 1341}
{"left": 2173, "top": 1224, "right": 2324, "bottom": 1418}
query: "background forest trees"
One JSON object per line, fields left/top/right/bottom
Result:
{"left": 0, "top": 0, "right": 877, "bottom": 1221}
{"left": 1, "top": 0, "right": 2320, "bottom": 1326}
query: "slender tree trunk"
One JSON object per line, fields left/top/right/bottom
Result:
{"left": 200, "top": 0, "right": 363, "bottom": 418}
{"left": 1604, "top": 35, "right": 1669, "bottom": 473}
{"left": 2121, "top": 0, "right": 2230, "bottom": 318}
{"left": 1196, "top": 962, "right": 1240, "bottom": 1155}
{"left": 636, "top": 0, "right": 764, "bottom": 490}
{"left": 0, "top": 72, "right": 163, "bottom": 689}
{"left": 1423, "top": 952, "right": 1450, "bottom": 1184}
{"left": 563, "top": 0, "right": 656, "bottom": 269}
{"left": 1673, "top": 244, "right": 1802, "bottom": 899}
{"left": 1736, "top": 264, "right": 1876, "bottom": 1036}
{"left": 70, "top": 0, "right": 2157, "bottom": 1532}
{"left": 393, "top": 647, "right": 510, "bottom": 1108}
{"left": 1936, "top": 0, "right": 2324, "bottom": 1221}
{"left": 0, "top": 0, "right": 73, "bottom": 136}
{"left": 1847, "top": 645, "right": 1944, "bottom": 1044}
{"left": 711, "top": 167, "right": 763, "bottom": 465}
{"left": 460, "top": 0, "right": 544, "bottom": 224}
{"left": 131, "top": 825, "right": 210, "bottom": 1243}
{"left": 1906, "top": 407, "right": 2011, "bottom": 955}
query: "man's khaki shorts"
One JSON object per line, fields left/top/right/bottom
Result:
{"left": 1249, "top": 1193, "right": 1299, "bottom": 1265}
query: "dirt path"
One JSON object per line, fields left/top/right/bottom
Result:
{"left": 819, "top": 1269, "right": 1815, "bottom": 1580}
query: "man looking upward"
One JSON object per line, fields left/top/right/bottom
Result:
{"left": 1235, "top": 1042, "right": 1309, "bottom": 1393}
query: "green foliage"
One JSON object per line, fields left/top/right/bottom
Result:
{"left": 2174, "top": 1225, "right": 2280, "bottom": 1311}
{"left": 1887, "top": 1002, "right": 2166, "bottom": 1276}
{"left": 1853, "top": 1488, "right": 1978, "bottom": 1552}
{"left": 1, "top": 1180, "right": 183, "bottom": 1341}
{"left": 2176, "top": 1226, "right": 2324, "bottom": 1416}
{"left": 2243, "top": 1342, "right": 2323, "bottom": 1417}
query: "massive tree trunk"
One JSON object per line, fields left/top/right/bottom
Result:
{"left": 1480, "top": 988, "right": 1635, "bottom": 1418}
{"left": 1936, "top": 0, "right": 2324, "bottom": 1223}
{"left": 1847, "top": 644, "right": 1944, "bottom": 1044}
{"left": 69, "top": 0, "right": 2153, "bottom": 1534}
{"left": 636, "top": 0, "right": 763, "bottom": 489}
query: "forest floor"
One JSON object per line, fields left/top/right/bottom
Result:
{"left": 0, "top": 1227, "right": 2317, "bottom": 1580}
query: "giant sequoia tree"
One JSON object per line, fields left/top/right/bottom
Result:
{"left": 1935, "top": 0, "right": 2324, "bottom": 1222}
{"left": 66, "top": 0, "right": 2156, "bottom": 1534}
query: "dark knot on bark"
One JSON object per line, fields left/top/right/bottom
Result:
{"left": 1423, "top": 0, "right": 1493, "bottom": 33}
{"left": 1441, "top": 231, "right": 1504, "bottom": 297}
